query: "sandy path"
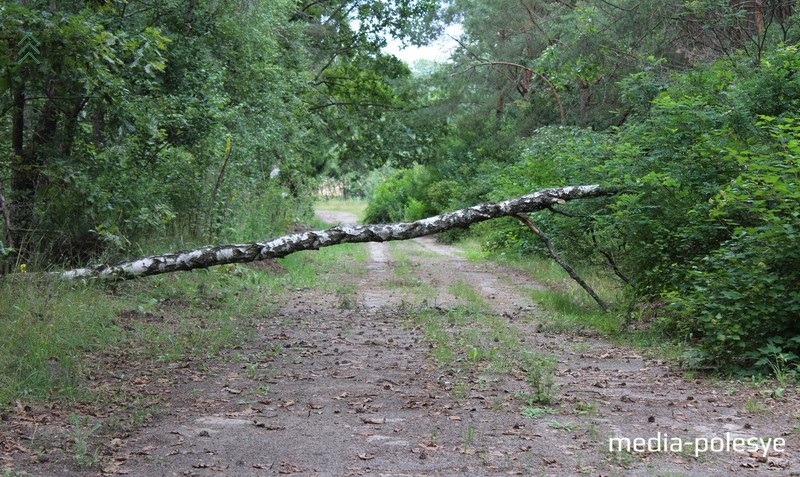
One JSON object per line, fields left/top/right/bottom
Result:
{"left": 94, "top": 211, "right": 798, "bottom": 476}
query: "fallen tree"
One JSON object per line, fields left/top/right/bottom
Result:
{"left": 59, "top": 185, "right": 616, "bottom": 281}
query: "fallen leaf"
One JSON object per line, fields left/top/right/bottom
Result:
{"left": 360, "top": 417, "right": 386, "bottom": 425}
{"left": 768, "top": 457, "right": 790, "bottom": 468}
{"left": 224, "top": 387, "right": 242, "bottom": 395}
{"left": 253, "top": 420, "right": 285, "bottom": 430}
{"left": 101, "top": 459, "right": 130, "bottom": 475}
{"left": 137, "top": 445, "right": 157, "bottom": 455}
{"left": 277, "top": 461, "right": 304, "bottom": 474}
{"left": 358, "top": 453, "right": 375, "bottom": 460}
{"left": 108, "top": 438, "right": 124, "bottom": 449}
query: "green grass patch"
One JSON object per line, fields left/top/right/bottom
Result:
{"left": 382, "top": 242, "right": 426, "bottom": 290}
{"left": 0, "top": 277, "right": 119, "bottom": 404}
{"left": 0, "top": 268, "right": 271, "bottom": 406}
{"left": 455, "top": 242, "right": 690, "bottom": 364}
{"left": 314, "top": 198, "right": 368, "bottom": 222}
{"left": 521, "top": 405, "right": 554, "bottom": 419}
{"left": 459, "top": 238, "right": 489, "bottom": 262}
{"left": 0, "top": 238, "right": 365, "bottom": 410}
{"left": 447, "top": 279, "right": 487, "bottom": 310}
{"left": 528, "top": 288, "right": 622, "bottom": 335}
{"left": 402, "top": 303, "right": 558, "bottom": 406}
{"left": 461, "top": 246, "right": 627, "bottom": 336}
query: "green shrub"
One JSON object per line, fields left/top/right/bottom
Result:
{"left": 667, "top": 115, "right": 800, "bottom": 366}
{"left": 364, "top": 165, "right": 444, "bottom": 223}
{"left": 476, "top": 46, "right": 800, "bottom": 369}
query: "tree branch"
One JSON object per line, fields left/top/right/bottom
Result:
{"left": 513, "top": 213, "right": 609, "bottom": 311}
{"left": 453, "top": 44, "right": 566, "bottom": 124}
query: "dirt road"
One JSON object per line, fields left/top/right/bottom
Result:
{"left": 17, "top": 210, "right": 797, "bottom": 476}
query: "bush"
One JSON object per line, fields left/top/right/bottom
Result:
{"left": 667, "top": 115, "right": 800, "bottom": 366}
{"left": 363, "top": 165, "right": 445, "bottom": 223}
{"left": 476, "top": 46, "right": 800, "bottom": 369}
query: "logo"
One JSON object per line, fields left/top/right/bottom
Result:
{"left": 18, "top": 33, "right": 41, "bottom": 65}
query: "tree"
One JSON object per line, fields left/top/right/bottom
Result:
{"left": 1, "top": 1, "right": 169, "bottom": 261}
{"left": 1, "top": 0, "right": 445, "bottom": 266}
{"left": 59, "top": 185, "right": 613, "bottom": 280}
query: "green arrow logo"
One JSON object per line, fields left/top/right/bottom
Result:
{"left": 17, "top": 33, "right": 41, "bottom": 65}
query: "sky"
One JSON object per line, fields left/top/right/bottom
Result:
{"left": 382, "top": 23, "right": 463, "bottom": 65}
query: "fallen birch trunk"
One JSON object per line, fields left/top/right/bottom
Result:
{"left": 60, "top": 185, "right": 615, "bottom": 281}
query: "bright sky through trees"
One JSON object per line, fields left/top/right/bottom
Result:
{"left": 383, "top": 23, "right": 462, "bottom": 64}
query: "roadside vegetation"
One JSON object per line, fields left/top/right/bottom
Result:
{"left": 1, "top": 0, "right": 426, "bottom": 412}
{"left": 0, "top": 199, "right": 367, "bottom": 472}
{"left": 1, "top": 0, "right": 798, "bottom": 426}
{"left": 0, "top": 212, "right": 366, "bottom": 412}
{"left": 361, "top": 4, "right": 800, "bottom": 377}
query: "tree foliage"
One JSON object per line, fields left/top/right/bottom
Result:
{"left": 363, "top": 0, "right": 800, "bottom": 370}
{"left": 1, "top": 0, "right": 441, "bottom": 265}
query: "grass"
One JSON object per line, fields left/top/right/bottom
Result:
{"left": 521, "top": 405, "right": 554, "bottom": 419}
{"left": 506, "top": 258, "right": 623, "bottom": 335}
{"left": 0, "top": 197, "right": 371, "bottom": 472}
{"left": 574, "top": 400, "right": 598, "bottom": 417}
{"left": 313, "top": 198, "right": 368, "bottom": 222}
{"left": 391, "top": 240, "right": 565, "bottom": 405}
{"left": 458, "top": 238, "right": 687, "bottom": 360}
{"left": 383, "top": 242, "right": 427, "bottom": 291}
{"left": 744, "top": 400, "right": 768, "bottom": 413}
{"left": 548, "top": 420, "right": 579, "bottom": 431}
{"left": 0, "top": 225, "right": 366, "bottom": 410}
{"left": 402, "top": 303, "right": 558, "bottom": 407}
{"left": 66, "top": 413, "right": 102, "bottom": 469}
{"left": 391, "top": 236, "right": 562, "bottom": 406}
{"left": 448, "top": 279, "right": 488, "bottom": 310}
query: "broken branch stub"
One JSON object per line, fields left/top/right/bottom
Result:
{"left": 59, "top": 185, "right": 615, "bottom": 281}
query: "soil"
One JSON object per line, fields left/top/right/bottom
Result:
{"left": 2, "top": 210, "right": 798, "bottom": 476}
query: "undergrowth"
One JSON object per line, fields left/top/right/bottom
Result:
{"left": 458, "top": 237, "right": 686, "bottom": 358}
{"left": 0, "top": 231, "right": 366, "bottom": 411}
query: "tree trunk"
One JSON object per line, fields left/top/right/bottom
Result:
{"left": 10, "top": 81, "right": 31, "bottom": 249}
{"left": 58, "top": 185, "right": 616, "bottom": 281}
{"left": 0, "top": 182, "right": 14, "bottom": 250}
